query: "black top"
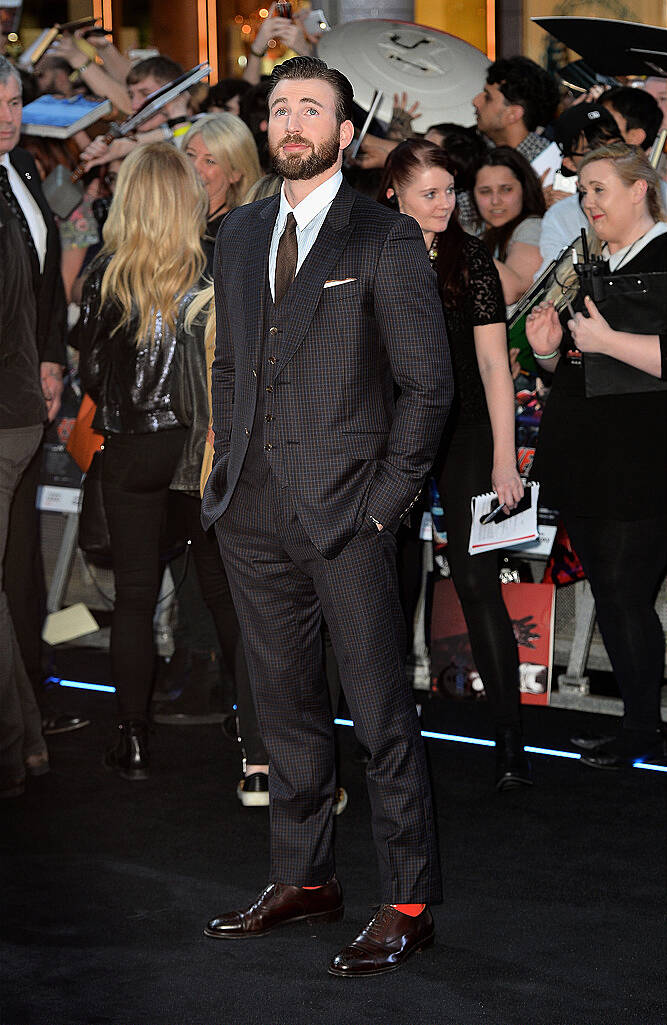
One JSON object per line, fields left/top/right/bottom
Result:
{"left": 437, "top": 233, "right": 506, "bottom": 439}
{"left": 203, "top": 210, "right": 227, "bottom": 277}
{"left": 531, "top": 233, "right": 667, "bottom": 520}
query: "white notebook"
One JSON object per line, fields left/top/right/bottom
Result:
{"left": 468, "top": 483, "right": 539, "bottom": 556}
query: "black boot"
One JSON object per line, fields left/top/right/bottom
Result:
{"left": 152, "top": 651, "right": 232, "bottom": 725}
{"left": 495, "top": 725, "right": 532, "bottom": 791}
{"left": 104, "top": 721, "right": 150, "bottom": 780}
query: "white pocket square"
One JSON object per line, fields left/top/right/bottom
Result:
{"left": 323, "top": 277, "right": 357, "bottom": 289}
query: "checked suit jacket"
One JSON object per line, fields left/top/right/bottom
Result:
{"left": 201, "top": 179, "right": 453, "bottom": 557}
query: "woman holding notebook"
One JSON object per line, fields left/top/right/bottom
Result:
{"left": 379, "top": 139, "right": 531, "bottom": 791}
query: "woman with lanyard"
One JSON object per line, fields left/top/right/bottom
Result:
{"left": 379, "top": 139, "right": 531, "bottom": 790}
{"left": 527, "top": 143, "right": 667, "bottom": 769}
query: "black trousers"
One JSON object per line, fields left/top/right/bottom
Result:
{"left": 169, "top": 490, "right": 268, "bottom": 765}
{"left": 4, "top": 437, "right": 46, "bottom": 695}
{"left": 438, "top": 424, "right": 521, "bottom": 728}
{"left": 102, "top": 429, "right": 187, "bottom": 721}
{"left": 215, "top": 470, "right": 441, "bottom": 902}
{"left": 563, "top": 512, "right": 667, "bottom": 734}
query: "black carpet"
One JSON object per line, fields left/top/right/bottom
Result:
{"left": 1, "top": 652, "right": 665, "bottom": 1025}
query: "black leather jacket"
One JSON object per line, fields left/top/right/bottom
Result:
{"left": 76, "top": 259, "right": 208, "bottom": 491}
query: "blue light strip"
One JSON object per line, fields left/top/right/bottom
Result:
{"left": 49, "top": 676, "right": 116, "bottom": 694}
{"left": 335, "top": 717, "right": 666, "bottom": 772}
{"left": 51, "top": 686, "right": 664, "bottom": 773}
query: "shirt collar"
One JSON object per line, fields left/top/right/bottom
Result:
{"left": 277, "top": 169, "right": 343, "bottom": 232}
{"left": 0, "top": 153, "right": 10, "bottom": 170}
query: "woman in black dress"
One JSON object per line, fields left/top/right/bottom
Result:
{"left": 379, "top": 140, "right": 531, "bottom": 789}
{"left": 527, "top": 143, "right": 667, "bottom": 768}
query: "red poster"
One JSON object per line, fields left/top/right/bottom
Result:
{"left": 430, "top": 579, "right": 555, "bottom": 706}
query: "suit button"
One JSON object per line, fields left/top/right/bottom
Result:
{"left": 252, "top": 369, "right": 257, "bottom": 377}
{"left": 244, "top": 427, "right": 250, "bottom": 435}
{"left": 269, "top": 326, "right": 278, "bottom": 335}
{"left": 264, "top": 414, "right": 273, "bottom": 422}
{"left": 264, "top": 443, "right": 273, "bottom": 451}
{"left": 268, "top": 356, "right": 276, "bottom": 365}
{"left": 265, "top": 385, "right": 273, "bottom": 393}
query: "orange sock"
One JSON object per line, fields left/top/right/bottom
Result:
{"left": 390, "top": 903, "right": 426, "bottom": 917}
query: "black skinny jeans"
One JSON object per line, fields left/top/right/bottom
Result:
{"left": 102, "top": 429, "right": 188, "bottom": 721}
{"left": 170, "top": 490, "right": 268, "bottom": 765}
{"left": 562, "top": 512, "right": 667, "bottom": 734}
{"left": 438, "top": 423, "right": 521, "bottom": 728}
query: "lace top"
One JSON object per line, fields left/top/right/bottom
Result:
{"left": 438, "top": 233, "right": 506, "bottom": 434}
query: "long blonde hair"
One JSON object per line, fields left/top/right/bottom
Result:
{"left": 183, "top": 113, "right": 262, "bottom": 212}
{"left": 101, "top": 142, "right": 208, "bottom": 343}
{"left": 579, "top": 143, "right": 666, "bottom": 223}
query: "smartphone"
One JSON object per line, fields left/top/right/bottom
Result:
{"left": 552, "top": 169, "right": 579, "bottom": 194}
{"left": 303, "top": 9, "right": 331, "bottom": 34}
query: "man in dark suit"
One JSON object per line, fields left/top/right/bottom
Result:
{"left": 202, "top": 57, "right": 453, "bottom": 977}
{"left": 0, "top": 57, "right": 76, "bottom": 734}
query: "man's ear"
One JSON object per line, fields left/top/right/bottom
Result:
{"left": 625, "top": 126, "right": 647, "bottom": 147}
{"left": 339, "top": 119, "right": 355, "bottom": 150}
{"left": 504, "top": 102, "right": 525, "bottom": 127}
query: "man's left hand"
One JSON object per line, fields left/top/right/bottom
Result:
{"left": 40, "top": 362, "right": 64, "bottom": 422}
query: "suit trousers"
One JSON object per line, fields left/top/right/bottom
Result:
{"left": 215, "top": 470, "right": 442, "bottom": 902}
{"left": 0, "top": 425, "right": 46, "bottom": 785}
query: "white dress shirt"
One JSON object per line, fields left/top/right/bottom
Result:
{"left": 268, "top": 169, "right": 343, "bottom": 301}
{"left": 0, "top": 151, "right": 47, "bottom": 272}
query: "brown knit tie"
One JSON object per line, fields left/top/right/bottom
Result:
{"left": 274, "top": 212, "right": 298, "bottom": 304}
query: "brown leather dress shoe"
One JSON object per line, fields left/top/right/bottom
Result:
{"left": 204, "top": 879, "right": 343, "bottom": 939}
{"left": 328, "top": 904, "right": 434, "bottom": 977}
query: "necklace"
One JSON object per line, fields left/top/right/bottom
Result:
{"left": 428, "top": 239, "right": 438, "bottom": 264}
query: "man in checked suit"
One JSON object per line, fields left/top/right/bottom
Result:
{"left": 201, "top": 57, "right": 453, "bottom": 977}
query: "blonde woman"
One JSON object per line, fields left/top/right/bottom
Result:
{"left": 528, "top": 144, "right": 667, "bottom": 769}
{"left": 183, "top": 113, "right": 262, "bottom": 271}
{"left": 78, "top": 143, "right": 208, "bottom": 779}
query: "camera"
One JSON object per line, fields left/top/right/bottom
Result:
{"left": 275, "top": 2, "right": 292, "bottom": 18}
{"left": 92, "top": 196, "right": 112, "bottom": 229}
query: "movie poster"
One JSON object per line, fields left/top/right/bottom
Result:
{"left": 431, "top": 579, "right": 555, "bottom": 706}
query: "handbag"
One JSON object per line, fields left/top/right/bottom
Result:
{"left": 577, "top": 266, "right": 667, "bottom": 397}
{"left": 78, "top": 449, "right": 112, "bottom": 567}
{"left": 66, "top": 393, "right": 104, "bottom": 472}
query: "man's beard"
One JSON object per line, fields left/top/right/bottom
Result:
{"left": 270, "top": 128, "right": 341, "bottom": 181}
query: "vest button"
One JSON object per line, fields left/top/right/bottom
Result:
{"left": 269, "top": 326, "right": 278, "bottom": 335}
{"left": 265, "top": 385, "right": 273, "bottom": 393}
{"left": 268, "top": 356, "right": 276, "bottom": 365}
{"left": 264, "top": 443, "right": 273, "bottom": 451}
{"left": 264, "top": 414, "right": 273, "bottom": 422}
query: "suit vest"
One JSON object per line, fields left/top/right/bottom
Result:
{"left": 241, "top": 279, "right": 290, "bottom": 488}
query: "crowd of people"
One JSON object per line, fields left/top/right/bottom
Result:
{"left": 1, "top": 12, "right": 666, "bottom": 820}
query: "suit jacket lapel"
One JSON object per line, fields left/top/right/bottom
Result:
{"left": 244, "top": 195, "right": 279, "bottom": 362}
{"left": 274, "top": 181, "right": 356, "bottom": 376}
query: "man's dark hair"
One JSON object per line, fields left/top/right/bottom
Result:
{"left": 603, "top": 86, "right": 662, "bottom": 151}
{"left": 126, "top": 55, "right": 183, "bottom": 87}
{"left": 202, "top": 77, "right": 253, "bottom": 112}
{"left": 486, "top": 56, "right": 560, "bottom": 133}
{"left": 268, "top": 56, "right": 354, "bottom": 126}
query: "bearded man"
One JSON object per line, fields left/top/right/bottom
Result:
{"left": 201, "top": 57, "right": 453, "bottom": 977}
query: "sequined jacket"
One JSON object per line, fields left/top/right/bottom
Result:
{"left": 76, "top": 259, "right": 208, "bottom": 492}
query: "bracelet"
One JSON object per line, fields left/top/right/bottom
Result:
{"left": 531, "top": 347, "right": 560, "bottom": 360}
{"left": 250, "top": 46, "right": 266, "bottom": 58}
